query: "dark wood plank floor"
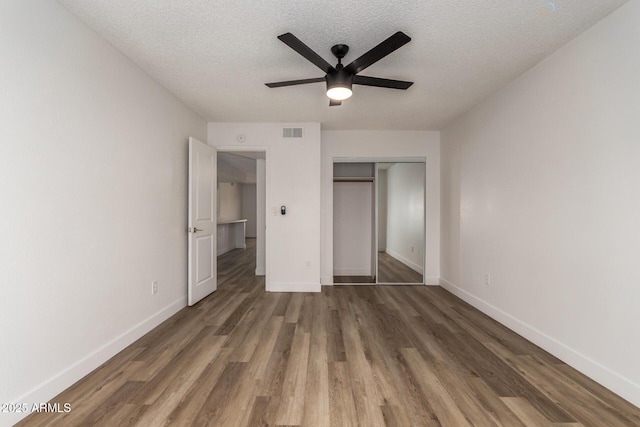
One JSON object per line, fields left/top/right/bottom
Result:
{"left": 333, "top": 251, "right": 423, "bottom": 284}
{"left": 18, "top": 240, "right": 640, "bottom": 426}
{"left": 377, "top": 251, "right": 423, "bottom": 283}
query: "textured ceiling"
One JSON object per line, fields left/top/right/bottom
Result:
{"left": 58, "top": 0, "right": 628, "bottom": 130}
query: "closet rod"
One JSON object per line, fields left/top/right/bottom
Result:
{"left": 333, "top": 177, "right": 375, "bottom": 183}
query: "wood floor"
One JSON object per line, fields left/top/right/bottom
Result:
{"left": 18, "top": 241, "right": 640, "bottom": 426}
{"left": 333, "top": 251, "right": 423, "bottom": 284}
{"left": 377, "top": 251, "right": 423, "bottom": 284}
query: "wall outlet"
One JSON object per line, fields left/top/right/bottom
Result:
{"left": 152, "top": 280, "right": 158, "bottom": 295}
{"left": 484, "top": 273, "right": 491, "bottom": 286}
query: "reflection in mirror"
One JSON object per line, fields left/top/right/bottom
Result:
{"left": 377, "top": 162, "right": 424, "bottom": 284}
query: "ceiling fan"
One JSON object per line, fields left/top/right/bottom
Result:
{"left": 265, "top": 32, "right": 413, "bottom": 106}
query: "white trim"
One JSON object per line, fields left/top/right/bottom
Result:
{"left": 320, "top": 276, "right": 333, "bottom": 286}
{"left": 424, "top": 277, "right": 440, "bottom": 285}
{"left": 333, "top": 268, "right": 373, "bottom": 276}
{"left": 255, "top": 267, "right": 265, "bottom": 276}
{"left": 385, "top": 248, "right": 424, "bottom": 274}
{"left": 334, "top": 156, "right": 427, "bottom": 163}
{"left": 439, "top": 278, "right": 640, "bottom": 408}
{"left": 268, "top": 281, "right": 321, "bottom": 292}
{"left": 6, "top": 297, "right": 187, "bottom": 426}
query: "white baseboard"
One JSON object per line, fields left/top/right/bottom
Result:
{"left": 255, "top": 267, "right": 265, "bottom": 276}
{"left": 333, "top": 268, "right": 373, "bottom": 276}
{"left": 4, "top": 297, "right": 187, "bottom": 426}
{"left": 424, "top": 276, "right": 440, "bottom": 285}
{"left": 217, "top": 245, "right": 234, "bottom": 256}
{"left": 439, "top": 278, "right": 640, "bottom": 408}
{"left": 385, "top": 249, "right": 423, "bottom": 274}
{"left": 268, "top": 281, "right": 321, "bottom": 292}
{"left": 320, "top": 276, "right": 333, "bottom": 286}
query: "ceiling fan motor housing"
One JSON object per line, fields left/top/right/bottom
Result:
{"left": 326, "top": 69, "right": 353, "bottom": 90}
{"left": 326, "top": 68, "right": 353, "bottom": 100}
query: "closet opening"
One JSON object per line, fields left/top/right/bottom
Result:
{"left": 333, "top": 159, "right": 425, "bottom": 285}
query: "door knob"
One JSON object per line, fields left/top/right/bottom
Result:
{"left": 188, "top": 227, "right": 203, "bottom": 233}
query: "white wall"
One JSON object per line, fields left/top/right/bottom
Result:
{"left": 333, "top": 182, "right": 374, "bottom": 276}
{"left": 218, "top": 182, "right": 242, "bottom": 220}
{"left": 208, "top": 123, "right": 322, "bottom": 292}
{"left": 242, "top": 184, "right": 257, "bottom": 238}
{"left": 440, "top": 0, "right": 640, "bottom": 407}
{"left": 321, "top": 131, "right": 440, "bottom": 285}
{"left": 386, "top": 163, "right": 425, "bottom": 274}
{"left": 216, "top": 222, "right": 245, "bottom": 256}
{"left": 0, "top": 1, "right": 207, "bottom": 425}
{"left": 334, "top": 162, "right": 375, "bottom": 177}
{"left": 218, "top": 157, "right": 248, "bottom": 183}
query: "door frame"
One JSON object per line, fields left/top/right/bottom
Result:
{"left": 332, "top": 157, "right": 427, "bottom": 285}
{"left": 215, "top": 146, "right": 270, "bottom": 291}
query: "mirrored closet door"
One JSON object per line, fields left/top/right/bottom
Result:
{"left": 333, "top": 161, "right": 425, "bottom": 285}
{"left": 376, "top": 162, "right": 424, "bottom": 284}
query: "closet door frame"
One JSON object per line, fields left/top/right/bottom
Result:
{"left": 333, "top": 157, "right": 427, "bottom": 285}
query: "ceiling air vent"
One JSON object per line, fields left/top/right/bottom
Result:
{"left": 282, "top": 127, "right": 303, "bottom": 138}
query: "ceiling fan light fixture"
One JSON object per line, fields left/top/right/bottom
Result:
{"left": 327, "top": 86, "right": 352, "bottom": 101}
{"left": 326, "top": 69, "right": 353, "bottom": 101}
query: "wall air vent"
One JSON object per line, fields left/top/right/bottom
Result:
{"left": 282, "top": 127, "right": 303, "bottom": 138}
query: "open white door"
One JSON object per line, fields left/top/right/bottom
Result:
{"left": 188, "top": 137, "right": 217, "bottom": 306}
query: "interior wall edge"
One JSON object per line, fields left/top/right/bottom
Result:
{"left": 5, "top": 297, "right": 187, "bottom": 426}
{"left": 320, "top": 276, "right": 334, "bottom": 286}
{"left": 438, "top": 278, "right": 640, "bottom": 408}
{"left": 384, "top": 248, "right": 424, "bottom": 274}
{"left": 424, "top": 277, "right": 440, "bottom": 286}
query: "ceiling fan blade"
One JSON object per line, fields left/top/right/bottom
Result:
{"left": 329, "top": 99, "right": 342, "bottom": 106}
{"left": 344, "top": 31, "right": 411, "bottom": 75}
{"left": 265, "top": 77, "right": 325, "bottom": 88}
{"left": 278, "top": 33, "right": 336, "bottom": 74}
{"left": 353, "top": 75, "right": 413, "bottom": 90}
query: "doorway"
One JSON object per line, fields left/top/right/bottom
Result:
{"left": 216, "top": 150, "right": 267, "bottom": 288}
{"left": 332, "top": 159, "right": 425, "bottom": 285}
